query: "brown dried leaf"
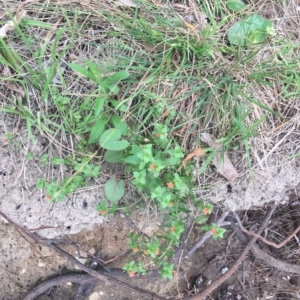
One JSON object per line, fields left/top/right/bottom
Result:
{"left": 0, "top": 10, "right": 26, "bottom": 38}
{"left": 185, "top": 22, "right": 196, "bottom": 31}
{"left": 182, "top": 148, "right": 206, "bottom": 168}
{"left": 201, "top": 133, "right": 239, "bottom": 182}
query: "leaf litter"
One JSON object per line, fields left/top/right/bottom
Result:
{"left": 0, "top": 10, "right": 26, "bottom": 38}
{"left": 201, "top": 133, "right": 239, "bottom": 182}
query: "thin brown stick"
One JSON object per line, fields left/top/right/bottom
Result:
{"left": 233, "top": 211, "right": 300, "bottom": 249}
{"left": 227, "top": 216, "right": 300, "bottom": 274}
{"left": 23, "top": 274, "right": 97, "bottom": 300}
{"left": 189, "top": 202, "right": 276, "bottom": 300}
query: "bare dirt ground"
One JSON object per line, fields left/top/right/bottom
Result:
{"left": 1, "top": 122, "right": 300, "bottom": 299}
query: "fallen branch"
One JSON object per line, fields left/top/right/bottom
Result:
{"left": 233, "top": 211, "right": 300, "bottom": 249}
{"left": 23, "top": 274, "right": 97, "bottom": 300}
{"left": 227, "top": 216, "right": 300, "bottom": 274}
{"left": 189, "top": 202, "right": 276, "bottom": 300}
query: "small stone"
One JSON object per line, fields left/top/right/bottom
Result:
{"left": 88, "top": 247, "right": 96, "bottom": 256}
{"left": 89, "top": 292, "right": 100, "bottom": 300}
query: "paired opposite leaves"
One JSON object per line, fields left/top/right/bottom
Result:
{"left": 99, "top": 128, "right": 129, "bottom": 151}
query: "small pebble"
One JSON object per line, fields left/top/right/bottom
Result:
{"left": 88, "top": 247, "right": 96, "bottom": 256}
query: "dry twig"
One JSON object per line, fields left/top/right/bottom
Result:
{"left": 227, "top": 216, "right": 300, "bottom": 274}
{"left": 189, "top": 202, "right": 276, "bottom": 300}
{"left": 233, "top": 211, "right": 300, "bottom": 249}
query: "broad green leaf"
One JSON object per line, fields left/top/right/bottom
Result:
{"left": 228, "top": 14, "right": 272, "bottom": 45}
{"left": 88, "top": 116, "right": 107, "bottom": 144}
{"left": 104, "top": 178, "right": 125, "bottom": 202}
{"left": 226, "top": 0, "right": 245, "bottom": 11}
{"left": 245, "top": 14, "right": 265, "bottom": 30}
{"left": 227, "top": 21, "right": 249, "bottom": 45}
{"left": 99, "top": 128, "right": 129, "bottom": 151}
{"left": 104, "top": 150, "right": 124, "bottom": 163}
{"left": 68, "top": 63, "right": 89, "bottom": 78}
{"left": 123, "top": 155, "right": 141, "bottom": 164}
{"left": 111, "top": 115, "right": 128, "bottom": 135}
{"left": 95, "top": 96, "right": 106, "bottom": 117}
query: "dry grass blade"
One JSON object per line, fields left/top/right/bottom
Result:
{"left": 182, "top": 148, "right": 206, "bottom": 168}
{"left": 0, "top": 10, "right": 26, "bottom": 38}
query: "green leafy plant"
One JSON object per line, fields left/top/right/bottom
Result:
{"left": 202, "top": 223, "right": 226, "bottom": 240}
{"left": 96, "top": 115, "right": 215, "bottom": 278}
{"left": 159, "top": 261, "right": 174, "bottom": 280}
{"left": 36, "top": 156, "right": 100, "bottom": 201}
{"left": 122, "top": 260, "right": 146, "bottom": 277}
{"left": 228, "top": 14, "right": 275, "bottom": 46}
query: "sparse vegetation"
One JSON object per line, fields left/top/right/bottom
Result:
{"left": 0, "top": 0, "right": 299, "bottom": 293}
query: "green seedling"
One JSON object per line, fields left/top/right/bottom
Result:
{"left": 202, "top": 223, "right": 226, "bottom": 240}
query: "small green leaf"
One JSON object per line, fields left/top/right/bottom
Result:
{"left": 108, "top": 84, "right": 120, "bottom": 95}
{"left": 36, "top": 178, "right": 46, "bottom": 190}
{"left": 111, "top": 115, "right": 128, "bottom": 135}
{"left": 88, "top": 116, "right": 107, "bottom": 144}
{"left": 40, "top": 154, "right": 49, "bottom": 164}
{"left": 226, "top": 0, "right": 245, "bottom": 11}
{"left": 123, "top": 155, "right": 141, "bottom": 165}
{"left": 68, "top": 63, "right": 90, "bottom": 78}
{"left": 104, "top": 150, "right": 124, "bottom": 163}
{"left": 110, "top": 100, "right": 128, "bottom": 112}
{"left": 94, "top": 96, "right": 106, "bottom": 117}
{"left": 194, "top": 215, "right": 209, "bottom": 224}
{"left": 99, "top": 128, "right": 129, "bottom": 151}
{"left": 104, "top": 178, "right": 125, "bottom": 202}
{"left": 52, "top": 157, "right": 65, "bottom": 165}
{"left": 86, "top": 60, "right": 102, "bottom": 83}
{"left": 105, "top": 71, "right": 129, "bottom": 83}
